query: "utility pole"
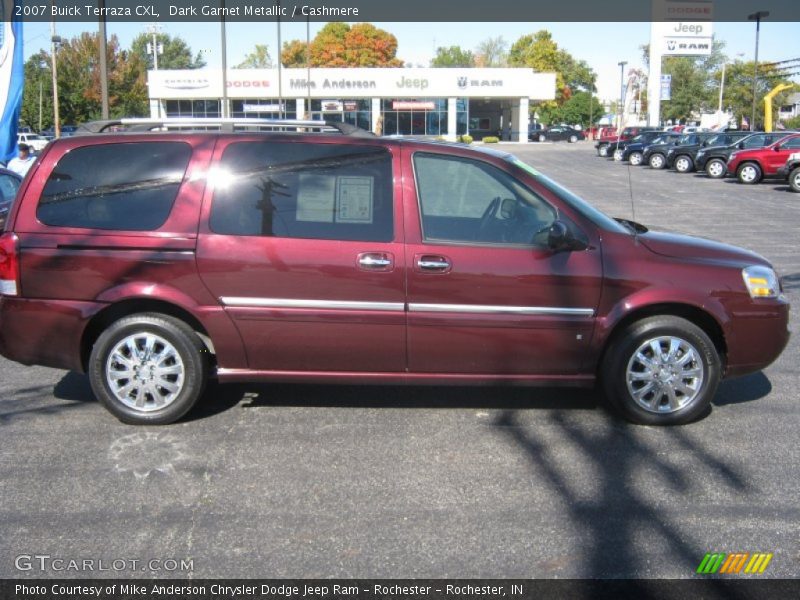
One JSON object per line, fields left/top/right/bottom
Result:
{"left": 49, "top": 13, "right": 61, "bottom": 138}
{"left": 98, "top": 0, "right": 109, "bottom": 119}
{"left": 618, "top": 61, "right": 627, "bottom": 130}
{"left": 748, "top": 11, "right": 769, "bottom": 130}
{"left": 147, "top": 24, "right": 162, "bottom": 117}
{"left": 220, "top": 1, "right": 229, "bottom": 118}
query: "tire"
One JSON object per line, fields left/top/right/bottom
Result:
{"left": 613, "top": 148, "right": 625, "bottom": 161}
{"left": 538, "top": 134, "right": 547, "bottom": 143}
{"left": 705, "top": 158, "right": 726, "bottom": 179}
{"left": 601, "top": 316, "right": 721, "bottom": 426}
{"left": 629, "top": 152, "right": 643, "bottom": 166}
{"left": 789, "top": 166, "right": 800, "bottom": 192}
{"left": 649, "top": 153, "right": 666, "bottom": 169}
{"left": 737, "top": 162, "right": 762, "bottom": 184}
{"left": 674, "top": 155, "right": 694, "bottom": 173}
{"left": 88, "top": 313, "right": 209, "bottom": 425}
{"left": 569, "top": 135, "right": 578, "bottom": 143}
{"left": 599, "top": 145, "right": 609, "bottom": 157}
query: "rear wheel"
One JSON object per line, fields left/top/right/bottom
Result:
{"left": 602, "top": 316, "right": 721, "bottom": 425}
{"left": 649, "top": 153, "right": 666, "bottom": 169}
{"left": 538, "top": 133, "right": 547, "bottom": 143}
{"left": 599, "top": 145, "right": 609, "bottom": 157}
{"left": 737, "top": 162, "right": 762, "bottom": 184}
{"left": 88, "top": 313, "right": 208, "bottom": 425}
{"left": 613, "top": 148, "right": 625, "bottom": 161}
{"left": 568, "top": 134, "right": 578, "bottom": 143}
{"left": 674, "top": 155, "right": 694, "bottom": 173}
{"left": 629, "top": 151, "right": 643, "bottom": 166}
{"left": 706, "top": 158, "right": 726, "bottom": 179}
{"left": 789, "top": 166, "right": 800, "bottom": 192}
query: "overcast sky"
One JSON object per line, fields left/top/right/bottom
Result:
{"left": 21, "top": 21, "right": 800, "bottom": 101}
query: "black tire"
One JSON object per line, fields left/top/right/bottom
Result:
{"left": 538, "top": 133, "right": 547, "bottom": 143}
{"left": 705, "top": 158, "right": 727, "bottom": 179}
{"left": 736, "top": 162, "right": 762, "bottom": 184}
{"left": 674, "top": 155, "right": 694, "bottom": 173}
{"left": 601, "top": 316, "right": 721, "bottom": 426}
{"left": 599, "top": 145, "right": 609, "bottom": 157}
{"left": 613, "top": 148, "right": 625, "bottom": 161}
{"left": 649, "top": 153, "right": 666, "bottom": 169}
{"left": 88, "top": 313, "right": 208, "bottom": 425}
{"left": 568, "top": 134, "right": 578, "bottom": 143}
{"left": 629, "top": 151, "right": 643, "bottom": 166}
{"left": 789, "top": 166, "right": 800, "bottom": 192}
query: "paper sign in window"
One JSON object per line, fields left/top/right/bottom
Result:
{"left": 336, "top": 176, "right": 374, "bottom": 223}
{"left": 296, "top": 174, "right": 336, "bottom": 222}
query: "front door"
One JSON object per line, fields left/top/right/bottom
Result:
{"left": 196, "top": 139, "right": 406, "bottom": 373}
{"left": 403, "top": 150, "right": 603, "bottom": 377}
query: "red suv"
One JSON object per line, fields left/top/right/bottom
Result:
{"left": 0, "top": 120, "right": 790, "bottom": 426}
{"left": 727, "top": 133, "right": 800, "bottom": 184}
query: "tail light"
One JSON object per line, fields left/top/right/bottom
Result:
{"left": 0, "top": 233, "right": 19, "bottom": 296}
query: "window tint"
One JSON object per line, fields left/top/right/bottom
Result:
{"left": 37, "top": 142, "right": 191, "bottom": 230}
{"left": 780, "top": 137, "right": 800, "bottom": 150}
{"left": 0, "top": 174, "right": 20, "bottom": 204}
{"left": 742, "top": 134, "right": 766, "bottom": 148}
{"left": 209, "top": 142, "right": 393, "bottom": 242}
{"left": 414, "top": 153, "right": 556, "bottom": 245}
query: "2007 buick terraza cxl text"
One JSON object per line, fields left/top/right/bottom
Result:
{"left": 0, "top": 122, "right": 790, "bottom": 425}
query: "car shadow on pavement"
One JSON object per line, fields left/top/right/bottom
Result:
{"left": 712, "top": 372, "right": 772, "bottom": 406}
{"left": 779, "top": 272, "right": 800, "bottom": 291}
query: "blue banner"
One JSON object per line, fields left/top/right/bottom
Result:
{"left": 1, "top": 0, "right": 24, "bottom": 163}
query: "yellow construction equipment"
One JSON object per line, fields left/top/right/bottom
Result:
{"left": 764, "top": 83, "right": 796, "bottom": 132}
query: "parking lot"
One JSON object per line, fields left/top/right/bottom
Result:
{"left": 1, "top": 141, "right": 798, "bottom": 579}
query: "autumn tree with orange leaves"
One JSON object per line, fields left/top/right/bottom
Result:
{"left": 281, "top": 23, "right": 403, "bottom": 68}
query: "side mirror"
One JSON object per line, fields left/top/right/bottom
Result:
{"left": 774, "top": 145, "right": 782, "bottom": 151}
{"left": 547, "top": 220, "right": 587, "bottom": 252}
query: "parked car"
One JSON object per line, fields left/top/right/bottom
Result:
{"left": 695, "top": 133, "right": 788, "bottom": 179}
{"left": 595, "top": 127, "right": 659, "bottom": 157}
{"left": 610, "top": 131, "right": 671, "bottom": 161}
{"left": 0, "top": 119, "right": 789, "bottom": 426}
{"left": 16, "top": 133, "right": 48, "bottom": 152}
{"left": 777, "top": 152, "right": 800, "bottom": 192}
{"left": 0, "top": 168, "right": 22, "bottom": 230}
{"left": 665, "top": 131, "right": 754, "bottom": 173}
{"left": 40, "top": 125, "right": 79, "bottom": 140}
{"left": 532, "top": 126, "right": 585, "bottom": 143}
{"left": 727, "top": 133, "right": 800, "bottom": 184}
{"left": 643, "top": 132, "right": 716, "bottom": 169}
{"left": 620, "top": 133, "right": 682, "bottom": 165}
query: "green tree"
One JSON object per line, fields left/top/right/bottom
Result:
{"left": 715, "top": 60, "right": 793, "bottom": 129}
{"left": 475, "top": 36, "right": 508, "bottom": 67}
{"left": 431, "top": 46, "right": 475, "bottom": 68}
{"left": 237, "top": 44, "right": 272, "bottom": 68}
{"left": 553, "top": 91, "right": 603, "bottom": 127}
{"left": 130, "top": 32, "right": 206, "bottom": 70}
{"left": 20, "top": 52, "right": 53, "bottom": 132}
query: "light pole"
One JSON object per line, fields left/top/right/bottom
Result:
{"left": 618, "top": 61, "right": 627, "bottom": 130}
{"left": 589, "top": 75, "right": 594, "bottom": 139}
{"left": 38, "top": 60, "right": 47, "bottom": 132}
{"left": 49, "top": 17, "right": 61, "bottom": 138}
{"left": 98, "top": 0, "right": 109, "bottom": 120}
{"left": 748, "top": 10, "right": 769, "bottom": 131}
{"left": 147, "top": 24, "right": 163, "bottom": 117}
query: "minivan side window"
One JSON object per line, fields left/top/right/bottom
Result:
{"left": 413, "top": 152, "right": 556, "bottom": 246}
{"left": 37, "top": 142, "right": 192, "bottom": 231}
{"left": 209, "top": 142, "right": 393, "bottom": 242}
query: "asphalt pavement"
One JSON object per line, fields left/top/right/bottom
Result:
{"left": 1, "top": 141, "right": 798, "bottom": 579}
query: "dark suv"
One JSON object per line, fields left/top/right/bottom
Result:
{"left": 665, "top": 131, "right": 753, "bottom": 173}
{"left": 643, "top": 132, "right": 716, "bottom": 169}
{"left": 696, "top": 133, "right": 788, "bottom": 179}
{"left": 0, "top": 119, "right": 789, "bottom": 426}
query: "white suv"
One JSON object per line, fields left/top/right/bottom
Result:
{"left": 16, "top": 133, "right": 49, "bottom": 152}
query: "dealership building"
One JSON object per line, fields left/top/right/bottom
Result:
{"left": 146, "top": 68, "right": 556, "bottom": 141}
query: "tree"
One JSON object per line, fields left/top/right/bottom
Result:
{"left": 20, "top": 51, "right": 53, "bottom": 132}
{"left": 475, "top": 36, "right": 508, "bottom": 67}
{"left": 430, "top": 46, "right": 475, "bottom": 68}
{"left": 284, "top": 22, "right": 403, "bottom": 68}
{"left": 130, "top": 32, "right": 206, "bottom": 70}
{"left": 552, "top": 91, "right": 603, "bottom": 127}
{"left": 281, "top": 40, "right": 308, "bottom": 67}
{"left": 715, "top": 60, "right": 793, "bottom": 129}
{"left": 237, "top": 44, "right": 272, "bottom": 68}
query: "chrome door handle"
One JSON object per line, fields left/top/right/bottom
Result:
{"left": 418, "top": 258, "right": 451, "bottom": 270}
{"left": 357, "top": 252, "right": 394, "bottom": 271}
{"left": 360, "top": 256, "right": 392, "bottom": 267}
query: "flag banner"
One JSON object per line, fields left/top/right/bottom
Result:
{"left": 0, "top": 0, "right": 24, "bottom": 163}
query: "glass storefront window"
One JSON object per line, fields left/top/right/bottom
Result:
{"left": 230, "top": 99, "right": 296, "bottom": 119}
{"left": 380, "top": 98, "right": 467, "bottom": 136}
{"left": 308, "top": 99, "right": 371, "bottom": 131}
{"left": 165, "top": 99, "right": 221, "bottom": 118}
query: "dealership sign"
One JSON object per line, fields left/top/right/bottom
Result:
{"left": 660, "top": 74, "right": 671, "bottom": 100}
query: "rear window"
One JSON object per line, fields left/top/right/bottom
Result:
{"left": 37, "top": 142, "right": 192, "bottom": 230}
{"left": 209, "top": 142, "right": 393, "bottom": 242}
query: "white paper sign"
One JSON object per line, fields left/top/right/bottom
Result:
{"left": 296, "top": 174, "right": 335, "bottom": 222}
{"left": 337, "top": 176, "right": 374, "bottom": 223}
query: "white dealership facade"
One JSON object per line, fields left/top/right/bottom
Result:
{"left": 147, "top": 68, "right": 556, "bottom": 141}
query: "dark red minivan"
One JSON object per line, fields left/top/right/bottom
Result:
{"left": 0, "top": 120, "right": 790, "bottom": 425}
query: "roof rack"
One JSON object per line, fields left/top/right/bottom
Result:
{"left": 74, "top": 118, "right": 376, "bottom": 138}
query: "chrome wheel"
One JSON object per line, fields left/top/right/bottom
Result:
{"left": 625, "top": 336, "right": 704, "bottom": 414}
{"left": 599, "top": 145, "right": 609, "bottom": 157}
{"left": 706, "top": 159, "right": 725, "bottom": 178}
{"left": 675, "top": 156, "right": 692, "bottom": 172}
{"left": 738, "top": 164, "right": 760, "bottom": 183}
{"left": 650, "top": 154, "right": 665, "bottom": 169}
{"left": 105, "top": 333, "right": 185, "bottom": 412}
{"left": 613, "top": 149, "right": 624, "bottom": 161}
{"left": 790, "top": 167, "right": 800, "bottom": 192}
{"left": 569, "top": 135, "right": 578, "bottom": 143}
{"left": 630, "top": 152, "right": 643, "bottom": 166}
{"left": 538, "top": 134, "right": 547, "bottom": 143}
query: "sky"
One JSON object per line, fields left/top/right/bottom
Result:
{"left": 20, "top": 20, "right": 800, "bottom": 101}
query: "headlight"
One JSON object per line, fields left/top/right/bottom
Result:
{"left": 742, "top": 266, "right": 780, "bottom": 299}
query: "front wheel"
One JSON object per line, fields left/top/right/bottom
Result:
{"left": 613, "top": 148, "right": 625, "bottom": 161}
{"left": 629, "top": 151, "right": 643, "bottom": 166}
{"left": 538, "top": 134, "right": 547, "bottom": 143}
{"left": 599, "top": 145, "right": 609, "bottom": 157}
{"left": 568, "top": 135, "right": 578, "bottom": 143}
{"left": 601, "top": 316, "right": 721, "bottom": 425}
{"left": 706, "top": 158, "right": 727, "bottom": 179}
{"left": 89, "top": 313, "right": 209, "bottom": 425}
{"left": 649, "top": 153, "right": 666, "bottom": 169}
{"left": 737, "top": 162, "right": 762, "bottom": 184}
{"left": 789, "top": 166, "right": 800, "bottom": 192}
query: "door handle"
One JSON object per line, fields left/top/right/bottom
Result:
{"left": 357, "top": 252, "right": 394, "bottom": 271}
{"left": 416, "top": 255, "right": 451, "bottom": 272}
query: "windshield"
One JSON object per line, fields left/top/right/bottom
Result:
{"left": 510, "top": 158, "right": 628, "bottom": 234}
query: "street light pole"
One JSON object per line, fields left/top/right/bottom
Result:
{"left": 618, "top": 61, "right": 627, "bottom": 130}
{"left": 49, "top": 15, "right": 61, "bottom": 138}
{"left": 98, "top": 0, "right": 109, "bottom": 119}
{"left": 748, "top": 10, "right": 769, "bottom": 131}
